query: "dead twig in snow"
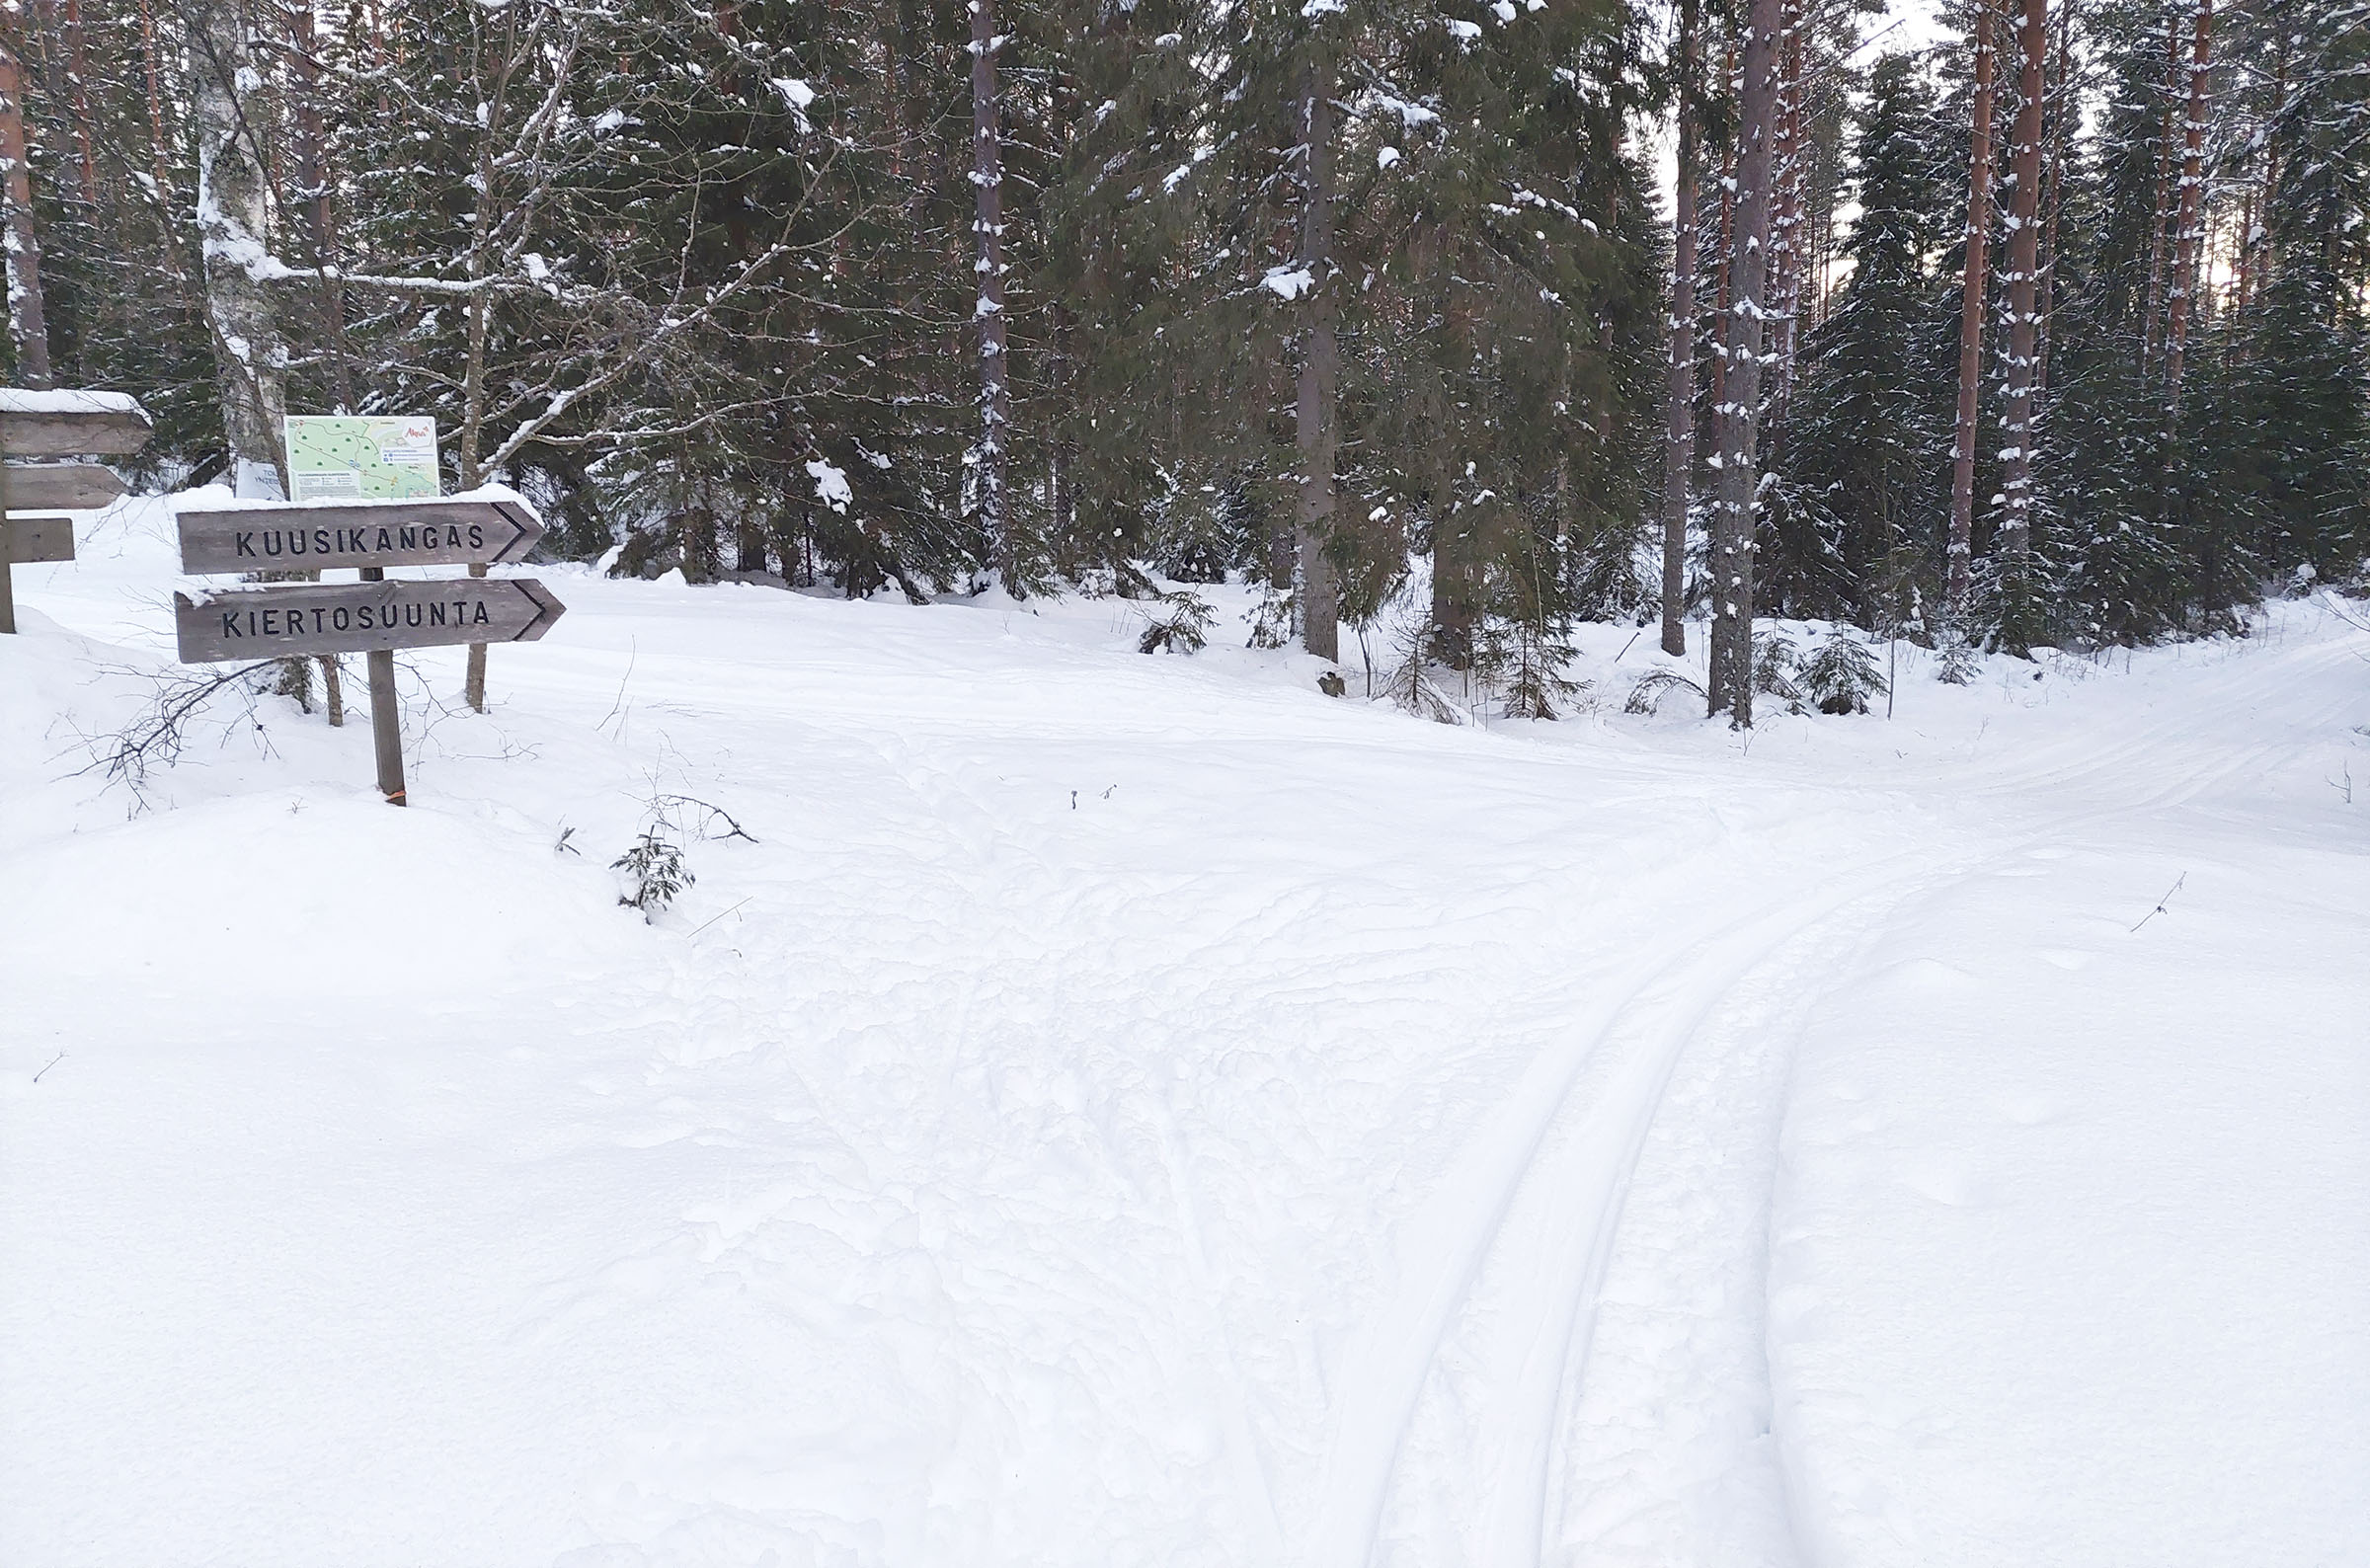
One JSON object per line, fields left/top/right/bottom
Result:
{"left": 2130, "top": 873, "right": 2187, "bottom": 932}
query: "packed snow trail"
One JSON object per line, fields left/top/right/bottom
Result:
{"left": 3, "top": 501, "right": 2366, "bottom": 1567}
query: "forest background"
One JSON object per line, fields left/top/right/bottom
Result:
{"left": 0, "top": 0, "right": 2363, "bottom": 724}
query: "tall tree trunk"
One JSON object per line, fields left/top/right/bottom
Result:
{"left": 1658, "top": 0, "right": 1702, "bottom": 658}
{"left": 971, "top": 0, "right": 1012, "bottom": 588}
{"left": 1766, "top": 0, "right": 1805, "bottom": 422}
{"left": 138, "top": 0, "right": 189, "bottom": 282}
{"left": 56, "top": 0, "right": 96, "bottom": 205}
{"left": 1706, "top": 0, "right": 1783, "bottom": 725}
{"left": 288, "top": 2, "right": 354, "bottom": 412}
{"left": 2035, "top": 0, "right": 2073, "bottom": 399}
{"left": 0, "top": 40, "right": 52, "bottom": 387}
{"left": 1945, "top": 0, "right": 2000, "bottom": 620}
{"left": 1998, "top": 0, "right": 2047, "bottom": 623}
{"left": 2140, "top": 11, "right": 2181, "bottom": 365}
{"left": 2162, "top": 0, "right": 2212, "bottom": 408}
{"left": 1296, "top": 48, "right": 1340, "bottom": 663}
{"left": 191, "top": 0, "right": 288, "bottom": 499}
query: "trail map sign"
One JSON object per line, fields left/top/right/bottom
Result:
{"left": 284, "top": 416, "right": 440, "bottom": 502}
{"left": 0, "top": 389, "right": 153, "bottom": 635}
{"left": 177, "top": 494, "right": 546, "bottom": 574}
{"left": 174, "top": 577, "right": 566, "bottom": 662}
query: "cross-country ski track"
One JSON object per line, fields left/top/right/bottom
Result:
{"left": 6, "top": 516, "right": 2367, "bottom": 1567}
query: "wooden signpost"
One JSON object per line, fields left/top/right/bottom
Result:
{"left": 0, "top": 389, "right": 153, "bottom": 636}
{"left": 173, "top": 488, "right": 566, "bottom": 807}
{"left": 173, "top": 576, "right": 566, "bottom": 662}
{"left": 176, "top": 495, "right": 545, "bottom": 574}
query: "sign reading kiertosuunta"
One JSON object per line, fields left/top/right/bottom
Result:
{"left": 174, "top": 577, "right": 565, "bottom": 662}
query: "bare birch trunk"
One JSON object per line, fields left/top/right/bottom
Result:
{"left": 191, "top": 0, "right": 288, "bottom": 499}
{"left": 1296, "top": 49, "right": 1340, "bottom": 664}
{"left": 1658, "top": 0, "right": 1701, "bottom": 658}
{"left": 0, "top": 40, "right": 52, "bottom": 387}
{"left": 1998, "top": 0, "right": 2047, "bottom": 602}
{"left": 2162, "top": 0, "right": 2212, "bottom": 408}
{"left": 1706, "top": 0, "right": 1783, "bottom": 725}
{"left": 1945, "top": 0, "right": 2000, "bottom": 620}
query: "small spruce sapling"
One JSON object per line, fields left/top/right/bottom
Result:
{"left": 1138, "top": 589, "right": 1216, "bottom": 654}
{"left": 1751, "top": 628, "right": 1808, "bottom": 714}
{"left": 1936, "top": 633, "right": 1981, "bottom": 685}
{"left": 1798, "top": 625, "right": 1890, "bottom": 714}
{"left": 613, "top": 829, "right": 693, "bottom": 921}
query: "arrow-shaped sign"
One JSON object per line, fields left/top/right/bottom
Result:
{"left": 176, "top": 496, "right": 547, "bottom": 575}
{"left": 0, "top": 392, "right": 153, "bottom": 458}
{"left": 2, "top": 514, "right": 74, "bottom": 564}
{"left": 174, "top": 577, "right": 566, "bottom": 663}
{"left": 3, "top": 462, "right": 126, "bottom": 511}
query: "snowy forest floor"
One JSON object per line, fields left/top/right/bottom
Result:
{"left": 5, "top": 499, "right": 2368, "bottom": 1568}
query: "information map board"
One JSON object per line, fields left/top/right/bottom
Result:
{"left": 284, "top": 416, "right": 440, "bottom": 502}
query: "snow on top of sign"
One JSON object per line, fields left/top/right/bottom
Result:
{"left": 0, "top": 388, "right": 150, "bottom": 420}
{"left": 168, "top": 481, "right": 539, "bottom": 518}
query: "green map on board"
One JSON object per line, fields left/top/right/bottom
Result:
{"left": 283, "top": 416, "right": 441, "bottom": 502}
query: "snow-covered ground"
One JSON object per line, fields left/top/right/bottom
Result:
{"left": 5, "top": 498, "right": 2366, "bottom": 1568}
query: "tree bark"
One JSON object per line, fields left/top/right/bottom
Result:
{"left": 1998, "top": 0, "right": 2047, "bottom": 596}
{"left": 287, "top": 1, "right": 354, "bottom": 412}
{"left": 191, "top": 0, "right": 288, "bottom": 499}
{"left": 2035, "top": 0, "right": 2073, "bottom": 400}
{"left": 1945, "top": 0, "right": 2000, "bottom": 620}
{"left": 1296, "top": 48, "right": 1340, "bottom": 663}
{"left": 971, "top": 0, "right": 1013, "bottom": 588}
{"left": 2162, "top": 0, "right": 2212, "bottom": 408}
{"left": 0, "top": 40, "right": 52, "bottom": 387}
{"left": 2140, "top": 12, "right": 2181, "bottom": 365}
{"left": 1706, "top": 0, "right": 1783, "bottom": 725}
{"left": 1658, "top": 0, "right": 1700, "bottom": 658}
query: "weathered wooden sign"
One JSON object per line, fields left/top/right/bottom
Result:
{"left": 174, "top": 576, "right": 566, "bottom": 663}
{"left": 176, "top": 495, "right": 545, "bottom": 574}
{"left": 2, "top": 514, "right": 74, "bottom": 564}
{"left": 3, "top": 461, "right": 125, "bottom": 511}
{"left": 0, "top": 389, "right": 152, "bottom": 635}
{"left": 0, "top": 393, "right": 153, "bottom": 458}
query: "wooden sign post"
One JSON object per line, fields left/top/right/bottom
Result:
{"left": 0, "top": 389, "right": 153, "bottom": 635}
{"left": 174, "top": 491, "right": 565, "bottom": 806}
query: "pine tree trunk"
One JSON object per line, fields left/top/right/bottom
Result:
{"left": 1945, "top": 0, "right": 2000, "bottom": 620}
{"left": 2162, "top": 0, "right": 2212, "bottom": 408}
{"left": 1766, "top": 0, "right": 1805, "bottom": 422}
{"left": 1658, "top": 0, "right": 1700, "bottom": 658}
{"left": 2140, "top": 13, "right": 2181, "bottom": 365}
{"left": 2035, "top": 0, "right": 2072, "bottom": 399}
{"left": 191, "top": 0, "right": 287, "bottom": 498}
{"left": 56, "top": 0, "right": 96, "bottom": 207}
{"left": 288, "top": 2, "right": 354, "bottom": 412}
{"left": 0, "top": 41, "right": 52, "bottom": 387}
{"left": 1295, "top": 49, "right": 1340, "bottom": 664}
{"left": 971, "top": 0, "right": 1013, "bottom": 588}
{"left": 1706, "top": 0, "right": 1783, "bottom": 725}
{"left": 138, "top": 0, "right": 188, "bottom": 283}
{"left": 1997, "top": 0, "right": 2047, "bottom": 621}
